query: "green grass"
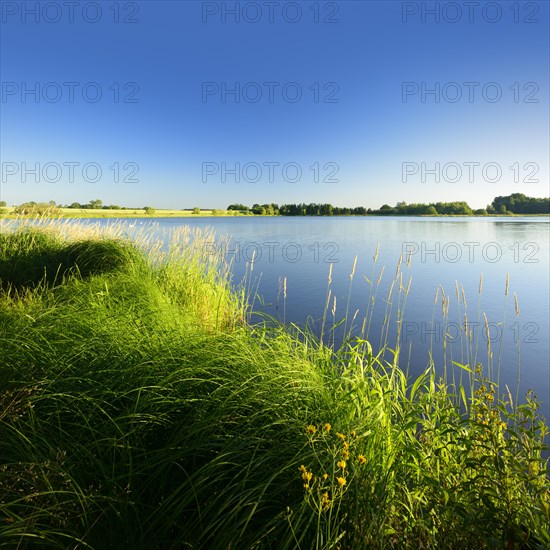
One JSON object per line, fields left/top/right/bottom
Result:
{"left": 0, "top": 221, "right": 548, "bottom": 548}
{"left": 0, "top": 208, "right": 254, "bottom": 219}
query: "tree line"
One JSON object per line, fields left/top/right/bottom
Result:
{"left": 227, "top": 203, "right": 368, "bottom": 216}
{"left": 228, "top": 195, "right": 549, "bottom": 216}
{"left": 490, "top": 194, "right": 549, "bottom": 214}
{"left": 3, "top": 194, "right": 548, "bottom": 217}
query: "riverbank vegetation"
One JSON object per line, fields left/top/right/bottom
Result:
{"left": 2, "top": 194, "right": 548, "bottom": 219}
{"left": 0, "top": 220, "right": 548, "bottom": 548}
{"left": 227, "top": 194, "right": 549, "bottom": 216}
{"left": 0, "top": 203, "right": 244, "bottom": 219}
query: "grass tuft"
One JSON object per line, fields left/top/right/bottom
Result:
{"left": 0, "top": 226, "right": 143, "bottom": 291}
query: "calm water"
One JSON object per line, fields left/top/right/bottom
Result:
{"left": 72, "top": 216, "right": 550, "bottom": 421}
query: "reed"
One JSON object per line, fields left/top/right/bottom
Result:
{"left": 0, "top": 220, "right": 548, "bottom": 549}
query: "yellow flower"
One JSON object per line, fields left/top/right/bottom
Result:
{"left": 306, "top": 424, "right": 317, "bottom": 435}
{"left": 321, "top": 492, "right": 331, "bottom": 508}
{"left": 342, "top": 449, "right": 350, "bottom": 460}
{"left": 299, "top": 464, "right": 307, "bottom": 474}
{"left": 343, "top": 440, "right": 349, "bottom": 449}
{"left": 324, "top": 423, "right": 332, "bottom": 432}
{"left": 351, "top": 430, "right": 357, "bottom": 438}
{"left": 302, "top": 470, "right": 313, "bottom": 483}
{"left": 336, "top": 432, "right": 346, "bottom": 441}
{"left": 337, "top": 460, "right": 346, "bottom": 470}
{"left": 322, "top": 473, "right": 329, "bottom": 481}
{"left": 358, "top": 454, "right": 367, "bottom": 465}
{"left": 337, "top": 477, "right": 347, "bottom": 487}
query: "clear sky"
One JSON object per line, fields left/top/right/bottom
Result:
{"left": 1, "top": 0, "right": 549, "bottom": 209}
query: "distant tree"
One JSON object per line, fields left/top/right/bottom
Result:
{"left": 251, "top": 204, "right": 264, "bottom": 215}
{"left": 144, "top": 206, "right": 156, "bottom": 215}
{"left": 378, "top": 204, "right": 396, "bottom": 215}
{"left": 320, "top": 204, "right": 334, "bottom": 216}
{"left": 69, "top": 202, "right": 81, "bottom": 209}
{"left": 474, "top": 208, "right": 488, "bottom": 215}
{"left": 212, "top": 209, "right": 223, "bottom": 216}
{"left": 227, "top": 204, "right": 249, "bottom": 211}
{"left": 192, "top": 207, "right": 201, "bottom": 215}
{"left": 88, "top": 199, "right": 103, "bottom": 210}
{"left": 0, "top": 201, "right": 6, "bottom": 207}
{"left": 432, "top": 201, "right": 472, "bottom": 215}
{"left": 425, "top": 205, "right": 438, "bottom": 215}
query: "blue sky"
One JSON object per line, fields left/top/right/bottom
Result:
{"left": 1, "top": 0, "right": 549, "bottom": 209}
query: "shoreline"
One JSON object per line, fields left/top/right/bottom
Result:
{"left": 1, "top": 209, "right": 549, "bottom": 220}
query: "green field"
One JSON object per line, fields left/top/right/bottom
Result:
{"left": 1, "top": 205, "right": 548, "bottom": 220}
{"left": 0, "top": 207, "right": 251, "bottom": 219}
{"left": 0, "top": 221, "right": 548, "bottom": 548}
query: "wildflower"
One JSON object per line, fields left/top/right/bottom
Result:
{"left": 324, "top": 423, "right": 332, "bottom": 432}
{"left": 337, "top": 477, "right": 347, "bottom": 487}
{"left": 351, "top": 430, "right": 357, "bottom": 438}
{"left": 337, "top": 460, "right": 346, "bottom": 470}
{"left": 306, "top": 424, "right": 317, "bottom": 435}
{"left": 302, "top": 470, "right": 313, "bottom": 483}
{"left": 321, "top": 492, "right": 331, "bottom": 508}
{"left": 343, "top": 441, "right": 349, "bottom": 449}
{"left": 322, "top": 473, "right": 329, "bottom": 481}
{"left": 299, "top": 465, "right": 307, "bottom": 474}
{"left": 342, "top": 449, "right": 350, "bottom": 460}
{"left": 358, "top": 454, "right": 367, "bottom": 465}
{"left": 336, "top": 432, "right": 346, "bottom": 441}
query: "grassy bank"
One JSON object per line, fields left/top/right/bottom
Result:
{"left": 2, "top": 207, "right": 548, "bottom": 220}
{"left": 0, "top": 207, "right": 252, "bottom": 219}
{"left": 0, "top": 221, "right": 548, "bottom": 548}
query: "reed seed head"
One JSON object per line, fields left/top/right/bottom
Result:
{"left": 350, "top": 256, "right": 357, "bottom": 280}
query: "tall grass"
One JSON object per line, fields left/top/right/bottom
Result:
{"left": 0, "top": 220, "right": 548, "bottom": 548}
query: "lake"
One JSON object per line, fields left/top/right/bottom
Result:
{"left": 72, "top": 216, "right": 550, "bottom": 421}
